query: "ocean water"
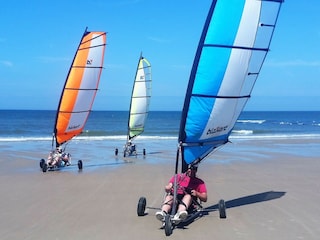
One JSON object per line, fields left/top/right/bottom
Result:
{"left": 1, "top": 110, "right": 319, "bottom": 168}
{"left": 1, "top": 110, "right": 320, "bottom": 142}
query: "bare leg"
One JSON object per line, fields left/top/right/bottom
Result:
{"left": 174, "top": 194, "right": 192, "bottom": 220}
{"left": 161, "top": 195, "right": 173, "bottom": 214}
{"left": 177, "top": 194, "right": 192, "bottom": 212}
{"left": 156, "top": 194, "right": 173, "bottom": 221}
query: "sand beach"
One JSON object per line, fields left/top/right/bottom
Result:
{"left": 0, "top": 138, "right": 320, "bottom": 239}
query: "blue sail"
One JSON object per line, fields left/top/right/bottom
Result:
{"left": 178, "top": 0, "right": 283, "bottom": 167}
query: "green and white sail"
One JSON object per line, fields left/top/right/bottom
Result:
{"left": 127, "top": 55, "right": 152, "bottom": 140}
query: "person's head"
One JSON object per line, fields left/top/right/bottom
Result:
{"left": 186, "top": 164, "right": 198, "bottom": 177}
{"left": 56, "top": 146, "right": 62, "bottom": 153}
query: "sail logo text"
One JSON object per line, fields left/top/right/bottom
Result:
{"left": 87, "top": 59, "right": 93, "bottom": 65}
{"left": 206, "top": 125, "right": 228, "bottom": 135}
{"left": 68, "top": 124, "right": 81, "bottom": 130}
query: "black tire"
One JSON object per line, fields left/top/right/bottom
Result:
{"left": 218, "top": 199, "right": 226, "bottom": 219}
{"left": 40, "top": 159, "right": 45, "bottom": 169}
{"left": 143, "top": 149, "right": 146, "bottom": 156}
{"left": 42, "top": 163, "right": 48, "bottom": 172}
{"left": 115, "top": 148, "right": 118, "bottom": 156}
{"left": 137, "top": 197, "right": 146, "bottom": 216}
{"left": 164, "top": 214, "right": 173, "bottom": 236}
{"left": 78, "top": 160, "right": 83, "bottom": 170}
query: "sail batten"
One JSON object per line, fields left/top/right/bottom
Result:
{"left": 59, "top": 110, "right": 91, "bottom": 113}
{"left": 204, "top": 44, "right": 269, "bottom": 52}
{"left": 178, "top": 0, "right": 283, "bottom": 168}
{"left": 64, "top": 88, "right": 99, "bottom": 90}
{"left": 73, "top": 66, "right": 103, "bottom": 68}
{"left": 192, "top": 94, "right": 250, "bottom": 99}
{"left": 79, "top": 44, "right": 106, "bottom": 51}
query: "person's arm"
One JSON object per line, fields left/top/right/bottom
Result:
{"left": 191, "top": 190, "right": 207, "bottom": 202}
{"left": 165, "top": 182, "right": 173, "bottom": 193}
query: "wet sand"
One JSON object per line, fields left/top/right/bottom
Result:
{"left": 0, "top": 138, "right": 320, "bottom": 239}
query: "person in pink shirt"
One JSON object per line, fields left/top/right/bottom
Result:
{"left": 156, "top": 164, "right": 207, "bottom": 221}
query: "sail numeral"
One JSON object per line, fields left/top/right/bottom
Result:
{"left": 206, "top": 125, "right": 228, "bottom": 135}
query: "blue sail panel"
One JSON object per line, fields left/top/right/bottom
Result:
{"left": 205, "top": 0, "right": 245, "bottom": 46}
{"left": 179, "top": 0, "right": 283, "bottom": 165}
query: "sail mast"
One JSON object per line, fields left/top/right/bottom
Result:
{"left": 127, "top": 53, "right": 143, "bottom": 141}
{"left": 179, "top": 1, "right": 217, "bottom": 144}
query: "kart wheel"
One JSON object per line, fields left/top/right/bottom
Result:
{"left": 218, "top": 199, "right": 226, "bottom": 219}
{"left": 164, "top": 214, "right": 173, "bottom": 236}
{"left": 137, "top": 197, "right": 146, "bottom": 216}
{"left": 143, "top": 149, "right": 146, "bottom": 156}
{"left": 40, "top": 159, "right": 45, "bottom": 169}
{"left": 42, "top": 163, "right": 48, "bottom": 172}
{"left": 78, "top": 160, "right": 83, "bottom": 170}
{"left": 115, "top": 148, "right": 118, "bottom": 156}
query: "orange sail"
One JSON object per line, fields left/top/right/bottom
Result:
{"left": 54, "top": 29, "right": 106, "bottom": 146}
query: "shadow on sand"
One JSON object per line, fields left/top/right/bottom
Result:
{"left": 179, "top": 190, "right": 286, "bottom": 227}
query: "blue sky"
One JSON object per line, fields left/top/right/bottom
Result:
{"left": 1, "top": 0, "right": 319, "bottom": 111}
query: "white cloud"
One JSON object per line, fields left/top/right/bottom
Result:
{"left": 36, "top": 56, "right": 70, "bottom": 63}
{"left": 0, "top": 60, "right": 13, "bottom": 67}
{"left": 267, "top": 59, "right": 320, "bottom": 67}
{"left": 147, "top": 36, "right": 171, "bottom": 43}
{"left": 105, "top": 63, "right": 126, "bottom": 69}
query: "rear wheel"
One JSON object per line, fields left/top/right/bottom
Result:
{"left": 42, "top": 163, "right": 48, "bottom": 172}
{"left": 40, "top": 159, "right": 45, "bottom": 169}
{"left": 164, "top": 214, "right": 173, "bottom": 236}
{"left": 218, "top": 199, "right": 226, "bottom": 219}
{"left": 78, "top": 160, "right": 83, "bottom": 170}
{"left": 137, "top": 197, "right": 146, "bottom": 216}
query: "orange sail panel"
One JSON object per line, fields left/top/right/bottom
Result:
{"left": 55, "top": 31, "right": 106, "bottom": 145}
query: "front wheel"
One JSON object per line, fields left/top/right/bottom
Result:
{"left": 78, "top": 160, "right": 83, "bottom": 170}
{"left": 218, "top": 199, "right": 226, "bottom": 219}
{"left": 137, "top": 197, "right": 146, "bottom": 216}
{"left": 164, "top": 214, "right": 173, "bottom": 236}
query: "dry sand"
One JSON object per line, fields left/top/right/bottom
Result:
{"left": 0, "top": 139, "right": 320, "bottom": 239}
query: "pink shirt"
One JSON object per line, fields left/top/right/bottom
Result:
{"left": 169, "top": 173, "right": 207, "bottom": 195}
